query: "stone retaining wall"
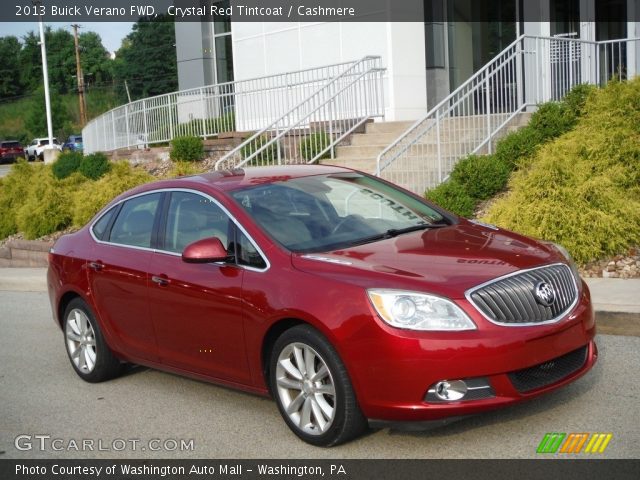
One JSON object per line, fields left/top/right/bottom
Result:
{"left": 0, "top": 240, "right": 52, "bottom": 268}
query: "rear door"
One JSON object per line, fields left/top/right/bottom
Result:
{"left": 87, "top": 192, "right": 163, "bottom": 362}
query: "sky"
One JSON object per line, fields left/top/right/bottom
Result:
{"left": 0, "top": 21, "right": 134, "bottom": 53}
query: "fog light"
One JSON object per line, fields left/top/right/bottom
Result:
{"left": 433, "top": 380, "right": 468, "bottom": 401}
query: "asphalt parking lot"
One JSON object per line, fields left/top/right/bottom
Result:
{"left": 1, "top": 290, "right": 638, "bottom": 459}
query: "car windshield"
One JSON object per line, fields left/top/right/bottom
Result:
{"left": 231, "top": 172, "right": 449, "bottom": 253}
{"left": 1, "top": 142, "right": 20, "bottom": 148}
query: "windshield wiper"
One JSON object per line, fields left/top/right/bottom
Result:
{"left": 343, "top": 223, "right": 447, "bottom": 248}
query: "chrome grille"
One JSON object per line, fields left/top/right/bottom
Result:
{"left": 467, "top": 264, "right": 578, "bottom": 325}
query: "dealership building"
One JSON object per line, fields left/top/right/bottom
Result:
{"left": 175, "top": 0, "right": 640, "bottom": 121}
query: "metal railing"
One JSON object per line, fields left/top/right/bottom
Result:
{"left": 214, "top": 56, "right": 385, "bottom": 170}
{"left": 83, "top": 59, "right": 375, "bottom": 154}
{"left": 376, "top": 35, "right": 640, "bottom": 194}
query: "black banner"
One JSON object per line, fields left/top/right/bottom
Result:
{"left": 3, "top": 0, "right": 640, "bottom": 22}
{"left": 1, "top": 459, "right": 640, "bottom": 480}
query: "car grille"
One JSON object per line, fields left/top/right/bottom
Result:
{"left": 508, "top": 345, "right": 588, "bottom": 393}
{"left": 467, "top": 264, "right": 578, "bottom": 325}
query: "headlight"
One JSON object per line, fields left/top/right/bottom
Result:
{"left": 367, "top": 289, "right": 476, "bottom": 331}
{"left": 547, "top": 242, "right": 582, "bottom": 289}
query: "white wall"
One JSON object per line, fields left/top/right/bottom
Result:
{"left": 230, "top": 22, "right": 429, "bottom": 121}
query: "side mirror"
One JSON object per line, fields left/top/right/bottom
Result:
{"left": 182, "top": 237, "right": 229, "bottom": 264}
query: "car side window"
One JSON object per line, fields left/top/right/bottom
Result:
{"left": 162, "top": 192, "right": 231, "bottom": 254}
{"left": 92, "top": 207, "right": 117, "bottom": 241}
{"left": 235, "top": 229, "right": 267, "bottom": 269}
{"left": 108, "top": 193, "right": 161, "bottom": 248}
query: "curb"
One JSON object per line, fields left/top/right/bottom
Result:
{"left": 596, "top": 312, "right": 640, "bottom": 337}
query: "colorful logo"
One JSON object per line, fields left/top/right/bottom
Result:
{"left": 537, "top": 433, "right": 613, "bottom": 454}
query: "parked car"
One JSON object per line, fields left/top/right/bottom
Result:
{"left": 0, "top": 140, "right": 25, "bottom": 163}
{"left": 25, "top": 137, "right": 62, "bottom": 161}
{"left": 62, "top": 134, "right": 83, "bottom": 152}
{"left": 47, "top": 165, "right": 597, "bottom": 446}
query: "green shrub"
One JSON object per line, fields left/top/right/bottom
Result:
{"left": 449, "top": 154, "right": 511, "bottom": 201}
{"left": 170, "top": 136, "right": 204, "bottom": 162}
{"left": 426, "top": 179, "right": 475, "bottom": 218}
{"left": 527, "top": 101, "right": 575, "bottom": 141}
{"left": 494, "top": 126, "right": 542, "bottom": 168}
{"left": 14, "top": 168, "right": 84, "bottom": 239}
{"left": 562, "top": 83, "right": 596, "bottom": 118}
{"left": 52, "top": 151, "right": 83, "bottom": 179}
{"left": 175, "top": 112, "right": 235, "bottom": 137}
{"left": 79, "top": 153, "right": 111, "bottom": 180}
{"left": 485, "top": 77, "right": 640, "bottom": 263}
{"left": 0, "top": 160, "right": 35, "bottom": 239}
{"left": 241, "top": 134, "right": 280, "bottom": 166}
{"left": 168, "top": 161, "right": 208, "bottom": 178}
{"left": 71, "top": 162, "right": 153, "bottom": 226}
{"left": 299, "top": 132, "right": 332, "bottom": 161}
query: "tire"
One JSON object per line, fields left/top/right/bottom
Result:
{"left": 270, "top": 325, "right": 367, "bottom": 446}
{"left": 63, "top": 298, "right": 123, "bottom": 383}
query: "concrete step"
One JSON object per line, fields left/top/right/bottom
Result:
{"left": 322, "top": 157, "right": 378, "bottom": 173}
{"left": 365, "top": 121, "right": 415, "bottom": 135}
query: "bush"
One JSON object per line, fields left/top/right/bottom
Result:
{"left": 14, "top": 169, "right": 84, "bottom": 239}
{"left": 299, "top": 132, "right": 332, "bottom": 161}
{"left": 449, "top": 154, "right": 511, "bottom": 201}
{"left": 79, "top": 153, "right": 111, "bottom": 180}
{"left": 241, "top": 134, "right": 280, "bottom": 166}
{"left": 562, "top": 83, "right": 596, "bottom": 118}
{"left": 494, "top": 126, "right": 542, "bottom": 168}
{"left": 527, "top": 101, "right": 575, "bottom": 141}
{"left": 175, "top": 112, "right": 235, "bottom": 137}
{"left": 425, "top": 180, "right": 476, "bottom": 218}
{"left": 168, "top": 161, "right": 208, "bottom": 178}
{"left": 484, "top": 77, "right": 640, "bottom": 263}
{"left": 71, "top": 162, "right": 153, "bottom": 226}
{"left": 52, "top": 151, "right": 83, "bottom": 179}
{"left": 170, "top": 136, "right": 204, "bottom": 162}
{"left": 0, "top": 160, "right": 35, "bottom": 238}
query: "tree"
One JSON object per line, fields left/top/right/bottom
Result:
{"left": 0, "top": 36, "right": 25, "bottom": 100}
{"left": 79, "top": 31, "right": 113, "bottom": 87}
{"left": 113, "top": 14, "right": 177, "bottom": 102}
{"left": 26, "top": 87, "right": 72, "bottom": 139}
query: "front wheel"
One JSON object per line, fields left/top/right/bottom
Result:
{"left": 270, "top": 325, "right": 367, "bottom": 446}
{"left": 63, "top": 298, "right": 123, "bottom": 383}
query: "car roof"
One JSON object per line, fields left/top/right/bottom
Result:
{"left": 114, "top": 165, "right": 355, "bottom": 201}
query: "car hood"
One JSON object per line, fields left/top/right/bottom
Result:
{"left": 291, "top": 221, "right": 564, "bottom": 299}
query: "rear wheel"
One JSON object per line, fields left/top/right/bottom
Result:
{"left": 63, "top": 298, "right": 123, "bottom": 383}
{"left": 270, "top": 325, "right": 367, "bottom": 446}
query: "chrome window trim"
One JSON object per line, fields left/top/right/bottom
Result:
{"left": 464, "top": 263, "right": 579, "bottom": 327}
{"left": 89, "top": 188, "right": 271, "bottom": 273}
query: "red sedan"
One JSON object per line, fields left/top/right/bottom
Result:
{"left": 47, "top": 165, "right": 597, "bottom": 446}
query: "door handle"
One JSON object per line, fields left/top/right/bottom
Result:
{"left": 151, "top": 275, "right": 170, "bottom": 286}
{"left": 89, "top": 261, "right": 104, "bottom": 272}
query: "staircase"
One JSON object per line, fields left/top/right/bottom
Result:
{"left": 326, "top": 113, "right": 531, "bottom": 183}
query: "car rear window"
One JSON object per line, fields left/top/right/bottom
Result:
{"left": 1, "top": 141, "right": 21, "bottom": 148}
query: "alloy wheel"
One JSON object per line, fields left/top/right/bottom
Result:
{"left": 275, "top": 342, "right": 336, "bottom": 435}
{"left": 65, "top": 308, "right": 97, "bottom": 374}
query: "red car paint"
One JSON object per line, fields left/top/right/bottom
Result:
{"left": 47, "top": 165, "right": 596, "bottom": 423}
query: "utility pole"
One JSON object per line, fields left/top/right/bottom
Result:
{"left": 72, "top": 24, "right": 87, "bottom": 126}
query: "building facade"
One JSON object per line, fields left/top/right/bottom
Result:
{"left": 176, "top": 0, "right": 639, "bottom": 121}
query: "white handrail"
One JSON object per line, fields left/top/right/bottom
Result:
{"left": 82, "top": 58, "right": 374, "bottom": 154}
{"left": 214, "top": 56, "right": 385, "bottom": 170}
{"left": 376, "top": 35, "right": 640, "bottom": 195}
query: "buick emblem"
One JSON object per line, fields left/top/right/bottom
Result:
{"left": 534, "top": 282, "right": 556, "bottom": 307}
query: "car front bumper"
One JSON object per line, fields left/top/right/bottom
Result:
{"left": 348, "top": 285, "right": 597, "bottom": 422}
